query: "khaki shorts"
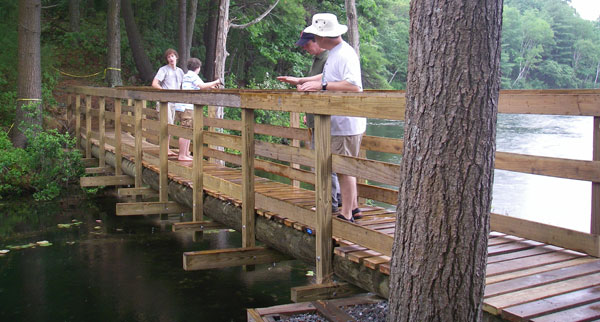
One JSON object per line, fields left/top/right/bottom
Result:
{"left": 331, "top": 133, "right": 363, "bottom": 157}
{"left": 176, "top": 109, "right": 193, "bottom": 128}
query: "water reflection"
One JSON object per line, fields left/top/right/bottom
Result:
{"left": 365, "top": 114, "right": 593, "bottom": 232}
{"left": 0, "top": 196, "right": 312, "bottom": 322}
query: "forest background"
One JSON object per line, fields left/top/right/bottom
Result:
{"left": 0, "top": 0, "right": 598, "bottom": 200}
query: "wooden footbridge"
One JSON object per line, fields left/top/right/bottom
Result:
{"left": 60, "top": 85, "right": 600, "bottom": 321}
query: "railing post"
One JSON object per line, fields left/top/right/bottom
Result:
{"left": 134, "top": 99, "right": 143, "bottom": 189}
{"left": 290, "top": 112, "right": 301, "bottom": 188}
{"left": 114, "top": 99, "right": 122, "bottom": 176}
{"left": 314, "top": 114, "right": 332, "bottom": 284}
{"left": 592, "top": 116, "right": 600, "bottom": 234}
{"left": 193, "top": 104, "right": 204, "bottom": 222}
{"left": 242, "top": 108, "right": 256, "bottom": 248}
{"left": 159, "top": 101, "right": 168, "bottom": 203}
{"left": 98, "top": 96, "right": 106, "bottom": 168}
{"left": 85, "top": 95, "right": 92, "bottom": 158}
{"left": 75, "top": 94, "right": 81, "bottom": 150}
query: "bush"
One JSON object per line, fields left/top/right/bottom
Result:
{"left": 0, "top": 129, "right": 84, "bottom": 201}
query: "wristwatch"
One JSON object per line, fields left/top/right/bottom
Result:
{"left": 321, "top": 81, "right": 328, "bottom": 91}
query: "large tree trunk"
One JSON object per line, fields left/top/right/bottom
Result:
{"left": 186, "top": 0, "right": 198, "bottom": 60}
{"left": 209, "top": 0, "right": 230, "bottom": 122}
{"left": 345, "top": 0, "right": 359, "bottom": 56}
{"left": 13, "top": 0, "right": 42, "bottom": 148}
{"left": 122, "top": 0, "right": 155, "bottom": 83}
{"left": 203, "top": 0, "right": 219, "bottom": 81}
{"left": 178, "top": 0, "right": 188, "bottom": 72}
{"left": 106, "top": 0, "right": 122, "bottom": 87}
{"left": 153, "top": 0, "right": 166, "bottom": 31}
{"left": 69, "top": 0, "right": 80, "bottom": 32}
{"left": 387, "top": 0, "right": 502, "bottom": 321}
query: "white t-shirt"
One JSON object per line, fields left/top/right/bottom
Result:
{"left": 323, "top": 40, "right": 366, "bottom": 136}
{"left": 154, "top": 65, "right": 184, "bottom": 90}
{"left": 175, "top": 71, "right": 205, "bottom": 111}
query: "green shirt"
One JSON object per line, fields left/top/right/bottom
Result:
{"left": 306, "top": 50, "right": 329, "bottom": 129}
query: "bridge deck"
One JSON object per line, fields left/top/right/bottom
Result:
{"left": 94, "top": 131, "right": 600, "bottom": 321}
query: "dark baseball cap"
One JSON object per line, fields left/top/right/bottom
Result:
{"left": 295, "top": 32, "right": 315, "bottom": 46}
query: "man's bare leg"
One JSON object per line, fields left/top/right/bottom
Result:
{"left": 338, "top": 173, "right": 358, "bottom": 220}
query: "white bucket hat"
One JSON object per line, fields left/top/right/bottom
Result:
{"left": 303, "top": 13, "right": 348, "bottom": 37}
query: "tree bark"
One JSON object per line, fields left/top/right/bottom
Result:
{"left": 122, "top": 0, "right": 155, "bottom": 83}
{"left": 203, "top": 0, "right": 219, "bottom": 81}
{"left": 178, "top": 0, "right": 188, "bottom": 72}
{"left": 69, "top": 0, "right": 80, "bottom": 32}
{"left": 13, "top": 0, "right": 42, "bottom": 148}
{"left": 153, "top": 0, "right": 166, "bottom": 31}
{"left": 106, "top": 0, "right": 122, "bottom": 87}
{"left": 186, "top": 0, "right": 198, "bottom": 60}
{"left": 387, "top": 0, "right": 502, "bottom": 321}
{"left": 345, "top": 0, "right": 359, "bottom": 56}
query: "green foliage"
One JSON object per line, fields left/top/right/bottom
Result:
{"left": 0, "top": 129, "right": 84, "bottom": 201}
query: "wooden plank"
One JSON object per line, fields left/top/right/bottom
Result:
{"left": 486, "top": 251, "right": 585, "bottom": 277}
{"left": 332, "top": 218, "right": 393, "bottom": 257}
{"left": 80, "top": 175, "right": 135, "bottom": 187}
{"left": 290, "top": 111, "right": 301, "bottom": 189}
{"left": 488, "top": 244, "right": 560, "bottom": 263}
{"left": 246, "top": 309, "right": 265, "bottom": 322}
{"left": 242, "top": 108, "right": 256, "bottom": 248}
{"left": 203, "top": 131, "right": 242, "bottom": 151}
{"left": 495, "top": 152, "right": 600, "bottom": 183}
{"left": 347, "top": 250, "right": 382, "bottom": 263}
{"left": 172, "top": 221, "right": 226, "bottom": 232}
{"left": 183, "top": 246, "right": 290, "bottom": 271}
{"left": 593, "top": 116, "right": 600, "bottom": 234}
{"left": 502, "top": 286, "right": 600, "bottom": 321}
{"left": 333, "top": 154, "right": 400, "bottom": 186}
{"left": 312, "top": 299, "right": 358, "bottom": 322}
{"left": 290, "top": 282, "right": 363, "bottom": 303}
{"left": 498, "top": 91, "right": 600, "bottom": 116}
{"left": 168, "top": 123, "right": 192, "bottom": 140}
{"left": 357, "top": 183, "right": 398, "bottom": 205}
{"left": 75, "top": 94, "right": 81, "bottom": 150}
{"left": 117, "top": 187, "right": 157, "bottom": 197}
{"left": 361, "top": 135, "right": 403, "bottom": 155}
{"left": 363, "top": 255, "right": 391, "bottom": 270}
{"left": 116, "top": 201, "right": 188, "bottom": 216}
{"left": 253, "top": 302, "right": 316, "bottom": 316}
{"left": 483, "top": 272, "right": 600, "bottom": 315}
{"left": 488, "top": 239, "right": 544, "bottom": 257}
{"left": 488, "top": 235, "right": 524, "bottom": 246}
{"left": 159, "top": 101, "right": 168, "bottom": 203}
{"left": 134, "top": 100, "right": 143, "bottom": 188}
{"left": 486, "top": 257, "right": 598, "bottom": 285}
{"left": 380, "top": 263, "right": 390, "bottom": 275}
{"left": 85, "top": 167, "right": 111, "bottom": 174}
{"left": 193, "top": 105, "right": 204, "bottom": 221}
{"left": 530, "top": 301, "right": 600, "bottom": 322}
{"left": 205, "top": 117, "right": 311, "bottom": 141}
{"left": 98, "top": 96, "right": 106, "bottom": 167}
{"left": 491, "top": 213, "right": 600, "bottom": 257}
{"left": 85, "top": 95, "right": 92, "bottom": 158}
{"left": 334, "top": 245, "right": 367, "bottom": 257}
{"left": 114, "top": 99, "right": 122, "bottom": 175}
{"left": 485, "top": 260, "right": 600, "bottom": 298}
{"left": 314, "top": 114, "right": 333, "bottom": 284}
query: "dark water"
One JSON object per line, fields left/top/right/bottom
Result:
{"left": 0, "top": 194, "right": 313, "bottom": 322}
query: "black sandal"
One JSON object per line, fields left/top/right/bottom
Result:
{"left": 336, "top": 214, "right": 354, "bottom": 223}
{"left": 352, "top": 208, "right": 363, "bottom": 220}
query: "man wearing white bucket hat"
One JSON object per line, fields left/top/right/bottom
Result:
{"left": 290, "top": 13, "right": 365, "bottom": 222}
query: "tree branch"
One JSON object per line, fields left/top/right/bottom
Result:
{"left": 230, "top": 0, "right": 279, "bottom": 29}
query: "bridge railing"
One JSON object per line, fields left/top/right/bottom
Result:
{"left": 61, "top": 86, "right": 600, "bottom": 283}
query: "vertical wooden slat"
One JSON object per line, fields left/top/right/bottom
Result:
{"left": 134, "top": 99, "right": 143, "bottom": 188}
{"left": 592, "top": 116, "right": 600, "bottom": 234}
{"left": 75, "top": 94, "right": 81, "bottom": 150}
{"left": 242, "top": 108, "right": 256, "bottom": 248}
{"left": 114, "top": 99, "right": 122, "bottom": 175}
{"left": 159, "top": 101, "right": 168, "bottom": 203}
{"left": 85, "top": 95, "right": 92, "bottom": 158}
{"left": 193, "top": 104, "right": 204, "bottom": 222}
{"left": 290, "top": 112, "right": 301, "bottom": 188}
{"left": 98, "top": 96, "right": 106, "bottom": 167}
{"left": 314, "top": 114, "right": 333, "bottom": 284}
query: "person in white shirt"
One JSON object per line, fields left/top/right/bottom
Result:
{"left": 175, "top": 58, "right": 221, "bottom": 160}
{"left": 290, "top": 13, "right": 365, "bottom": 222}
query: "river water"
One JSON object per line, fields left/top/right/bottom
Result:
{"left": 0, "top": 195, "right": 312, "bottom": 322}
{"left": 367, "top": 114, "right": 593, "bottom": 233}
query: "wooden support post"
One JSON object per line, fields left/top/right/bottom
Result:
{"left": 172, "top": 221, "right": 226, "bottom": 232}
{"left": 291, "top": 282, "right": 363, "bottom": 303}
{"left": 314, "top": 114, "right": 333, "bottom": 284}
{"left": 116, "top": 201, "right": 188, "bottom": 216}
{"left": 183, "top": 247, "right": 290, "bottom": 271}
{"left": 593, "top": 116, "right": 600, "bottom": 235}
{"left": 84, "top": 167, "right": 111, "bottom": 174}
{"left": 134, "top": 100, "right": 143, "bottom": 189}
{"left": 242, "top": 108, "right": 256, "bottom": 248}
{"left": 193, "top": 104, "right": 204, "bottom": 221}
{"left": 290, "top": 112, "right": 301, "bottom": 188}
{"left": 75, "top": 94, "right": 81, "bottom": 150}
{"left": 159, "top": 101, "right": 168, "bottom": 203}
{"left": 117, "top": 187, "right": 157, "bottom": 197}
{"left": 98, "top": 96, "right": 106, "bottom": 167}
{"left": 80, "top": 175, "right": 135, "bottom": 187}
{"left": 85, "top": 95, "right": 92, "bottom": 158}
{"left": 114, "top": 99, "right": 122, "bottom": 175}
